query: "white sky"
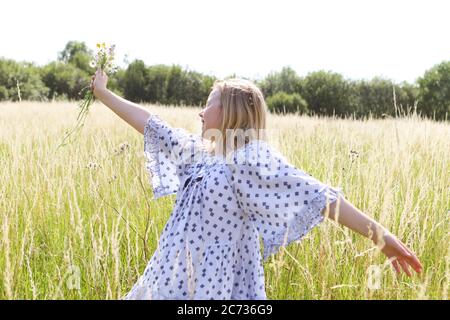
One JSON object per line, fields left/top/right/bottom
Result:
{"left": 1, "top": 0, "right": 449, "bottom": 83}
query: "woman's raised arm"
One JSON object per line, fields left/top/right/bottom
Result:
{"left": 323, "top": 196, "right": 423, "bottom": 276}
{"left": 91, "top": 69, "right": 151, "bottom": 134}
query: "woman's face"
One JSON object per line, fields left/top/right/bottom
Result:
{"left": 198, "top": 88, "right": 223, "bottom": 136}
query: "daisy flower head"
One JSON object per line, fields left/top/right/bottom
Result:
{"left": 88, "top": 42, "right": 118, "bottom": 75}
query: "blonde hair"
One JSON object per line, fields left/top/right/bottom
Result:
{"left": 206, "top": 78, "right": 267, "bottom": 157}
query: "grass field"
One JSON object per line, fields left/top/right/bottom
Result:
{"left": 0, "top": 101, "right": 448, "bottom": 299}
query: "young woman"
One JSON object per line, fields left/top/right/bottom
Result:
{"left": 91, "top": 69, "right": 422, "bottom": 300}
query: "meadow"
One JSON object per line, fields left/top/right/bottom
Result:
{"left": 0, "top": 101, "right": 448, "bottom": 299}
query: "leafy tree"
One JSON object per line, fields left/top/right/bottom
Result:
{"left": 165, "top": 65, "right": 186, "bottom": 105}
{"left": 122, "top": 59, "right": 147, "bottom": 102}
{"left": 144, "top": 64, "right": 170, "bottom": 103}
{"left": 201, "top": 75, "right": 217, "bottom": 98}
{"left": 41, "top": 61, "right": 88, "bottom": 100}
{"left": 351, "top": 78, "right": 417, "bottom": 118}
{"left": 417, "top": 61, "right": 450, "bottom": 120}
{"left": 0, "top": 58, "right": 48, "bottom": 101}
{"left": 266, "top": 91, "right": 308, "bottom": 114}
{"left": 258, "top": 66, "right": 302, "bottom": 97}
{"left": 58, "top": 41, "right": 94, "bottom": 74}
{"left": 299, "top": 70, "right": 355, "bottom": 117}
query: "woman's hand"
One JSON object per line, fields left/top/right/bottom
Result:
{"left": 90, "top": 68, "right": 108, "bottom": 97}
{"left": 325, "top": 198, "right": 423, "bottom": 277}
{"left": 377, "top": 231, "right": 423, "bottom": 276}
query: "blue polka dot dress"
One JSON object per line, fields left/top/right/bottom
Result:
{"left": 123, "top": 114, "right": 345, "bottom": 300}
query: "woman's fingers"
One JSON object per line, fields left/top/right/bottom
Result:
{"left": 406, "top": 254, "right": 423, "bottom": 274}
{"left": 382, "top": 235, "right": 423, "bottom": 277}
{"left": 398, "top": 242, "right": 423, "bottom": 274}
{"left": 398, "top": 259, "right": 412, "bottom": 277}
{"left": 90, "top": 74, "right": 96, "bottom": 90}
{"left": 391, "top": 259, "right": 401, "bottom": 274}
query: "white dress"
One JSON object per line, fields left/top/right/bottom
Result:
{"left": 123, "top": 114, "right": 345, "bottom": 300}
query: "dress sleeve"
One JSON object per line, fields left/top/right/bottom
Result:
{"left": 226, "top": 140, "right": 345, "bottom": 261}
{"left": 143, "top": 114, "right": 205, "bottom": 199}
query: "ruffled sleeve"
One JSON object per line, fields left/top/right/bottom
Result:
{"left": 226, "top": 140, "right": 345, "bottom": 261}
{"left": 143, "top": 114, "right": 206, "bottom": 199}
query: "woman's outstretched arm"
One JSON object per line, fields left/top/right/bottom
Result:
{"left": 322, "top": 196, "right": 423, "bottom": 276}
{"left": 91, "top": 69, "right": 150, "bottom": 134}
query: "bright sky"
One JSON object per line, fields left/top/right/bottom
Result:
{"left": 1, "top": 0, "right": 449, "bottom": 83}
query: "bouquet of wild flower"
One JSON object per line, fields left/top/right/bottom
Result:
{"left": 57, "top": 42, "right": 118, "bottom": 149}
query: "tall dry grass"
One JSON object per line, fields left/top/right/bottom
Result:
{"left": 0, "top": 101, "right": 448, "bottom": 299}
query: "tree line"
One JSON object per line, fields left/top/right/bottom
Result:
{"left": 0, "top": 41, "right": 448, "bottom": 121}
